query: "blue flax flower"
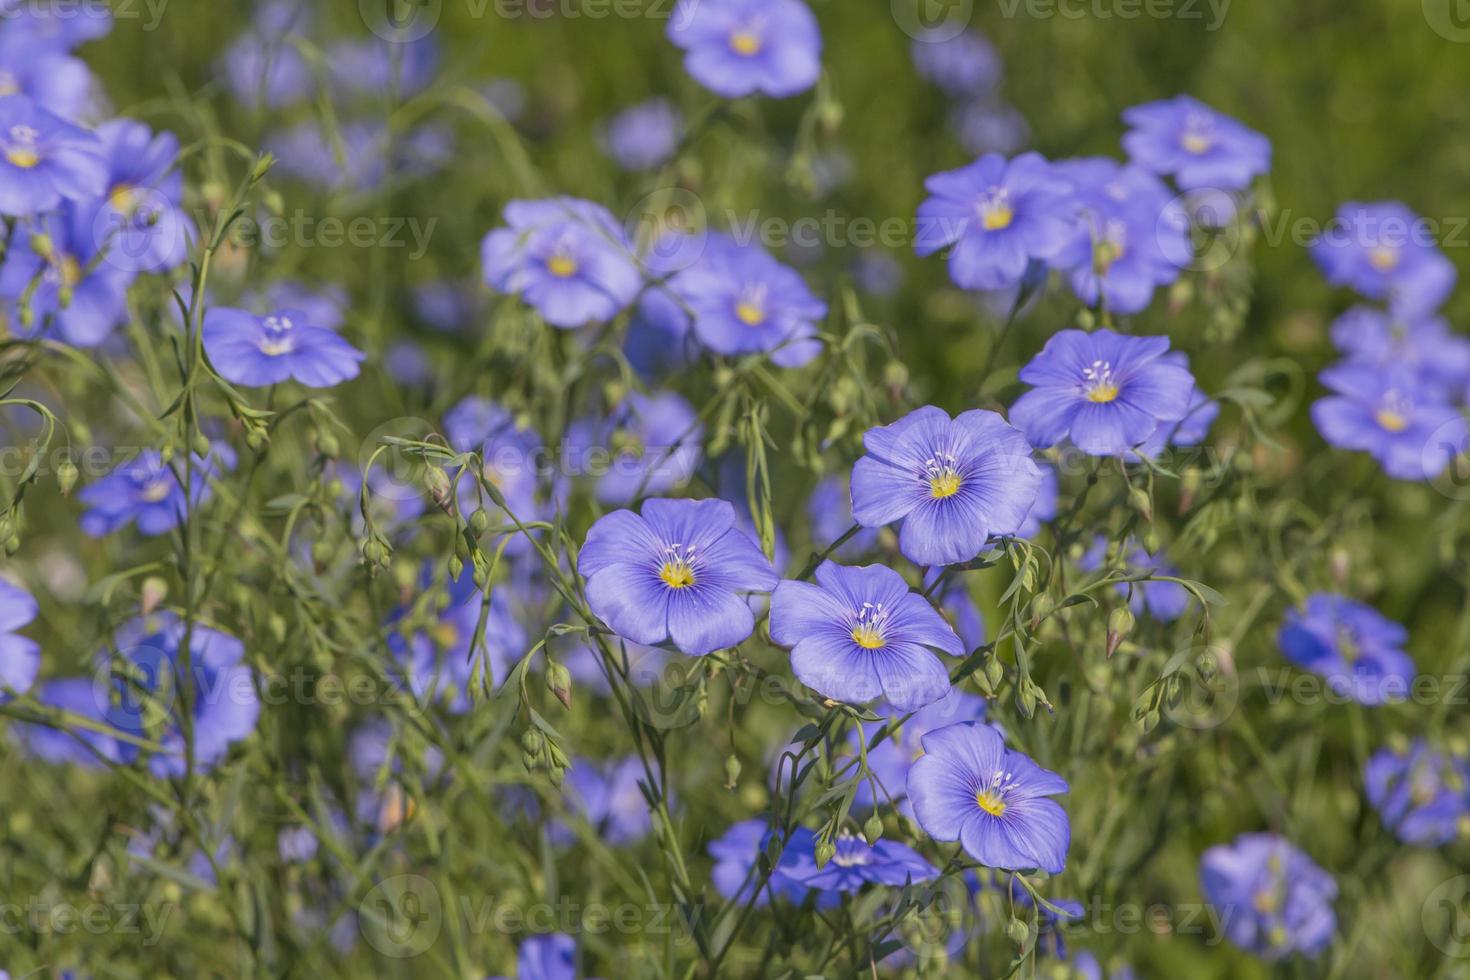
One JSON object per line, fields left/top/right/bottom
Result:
{"left": 79, "top": 449, "right": 211, "bottom": 538}
{"left": 87, "top": 118, "right": 194, "bottom": 273}
{"left": 1329, "top": 306, "right": 1470, "bottom": 400}
{"left": 667, "top": 0, "right": 821, "bottom": 99}
{"left": 807, "top": 474, "right": 879, "bottom": 561}
{"left": 709, "top": 821, "right": 826, "bottom": 906}
{"left": 602, "top": 99, "right": 682, "bottom": 171}
{"left": 579, "top": 497, "right": 778, "bottom": 656}
{"left": 1277, "top": 593, "right": 1415, "bottom": 706}
{"left": 847, "top": 689, "right": 992, "bottom": 817}
{"left": 1310, "top": 362, "right": 1466, "bottom": 481}
{"left": 910, "top": 30, "right": 1001, "bottom": 96}
{"left": 0, "top": 201, "right": 132, "bottom": 346}
{"left": 915, "top": 152, "right": 1075, "bottom": 291}
{"left": 782, "top": 830, "right": 939, "bottom": 894}
{"left": 669, "top": 232, "right": 826, "bottom": 367}
{"left": 203, "top": 307, "right": 365, "bottom": 388}
{"left": 1200, "top": 833, "right": 1336, "bottom": 960}
{"left": 490, "top": 932, "right": 600, "bottom": 980}
{"left": 481, "top": 197, "right": 642, "bottom": 328}
{"left": 565, "top": 390, "right": 704, "bottom": 505}
{"left": 1311, "top": 202, "right": 1456, "bottom": 319}
{"left": 0, "top": 579, "right": 40, "bottom": 697}
{"left": 1122, "top": 95, "right": 1270, "bottom": 191}
{"left": 770, "top": 561, "right": 962, "bottom": 711}
{"left": 0, "top": 33, "right": 95, "bottom": 119}
{"left": 1365, "top": 740, "right": 1470, "bottom": 846}
{"left": 850, "top": 406, "right": 1043, "bottom": 566}
{"left": 0, "top": 94, "right": 105, "bottom": 216}
{"left": 907, "top": 721, "right": 1070, "bottom": 873}
{"left": 1011, "top": 330, "right": 1195, "bottom": 456}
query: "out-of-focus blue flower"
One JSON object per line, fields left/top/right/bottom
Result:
{"left": 667, "top": 0, "right": 822, "bottom": 99}
{"left": 771, "top": 561, "right": 962, "bottom": 711}
{"left": 1329, "top": 306, "right": 1470, "bottom": 400}
{"left": 1050, "top": 158, "right": 1190, "bottom": 314}
{"left": 708, "top": 819, "right": 819, "bottom": 905}
{"left": 846, "top": 689, "right": 991, "bottom": 816}
{"left": 1311, "top": 202, "right": 1457, "bottom": 319}
{"left": 0, "top": 0, "right": 112, "bottom": 51}
{"left": 554, "top": 755, "right": 653, "bottom": 846}
{"left": 326, "top": 36, "right": 439, "bottom": 102}
{"left": 950, "top": 100, "right": 1030, "bottom": 157}
{"left": 481, "top": 197, "right": 642, "bottom": 329}
{"left": 0, "top": 579, "right": 40, "bottom": 697}
{"left": 1128, "top": 353, "right": 1219, "bottom": 459}
{"left": 0, "top": 95, "right": 105, "bottom": 217}
{"left": 924, "top": 570, "right": 987, "bottom": 651}
{"left": 100, "top": 613, "right": 259, "bottom": 778}
{"left": 915, "top": 152, "right": 1075, "bottom": 291}
{"left": 1200, "top": 833, "right": 1337, "bottom": 960}
{"left": 602, "top": 99, "right": 682, "bottom": 171}
{"left": 1080, "top": 537, "right": 1192, "bottom": 623}
{"left": 388, "top": 566, "right": 527, "bottom": 712}
{"left": 907, "top": 721, "right": 1070, "bottom": 873}
{"left": 1277, "top": 593, "right": 1415, "bottom": 706}
{"left": 851, "top": 406, "right": 1042, "bottom": 566}
{"left": 1011, "top": 330, "right": 1196, "bottom": 457}
{"left": 491, "top": 932, "right": 603, "bottom": 980}
{"left": 911, "top": 30, "right": 1001, "bottom": 96}
{"left": 783, "top": 830, "right": 939, "bottom": 893}
{"left": 624, "top": 286, "right": 695, "bottom": 380}
{"left": 555, "top": 634, "right": 670, "bottom": 695}
{"left": 852, "top": 251, "right": 903, "bottom": 298}
{"left": 580, "top": 497, "right": 777, "bottom": 656}
{"left": 1365, "top": 740, "right": 1470, "bottom": 846}
{"left": 218, "top": 6, "right": 312, "bottom": 110}
{"left": 203, "top": 307, "right": 364, "bottom": 388}
{"left": 412, "top": 280, "right": 478, "bottom": 333}
{"left": 565, "top": 390, "right": 704, "bottom": 505}
{"left": 807, "top": 474, "right": 879, "bottom": 561}
{"left": 79, "top": 449, "right": 212, "bottom": 538}
{"left": 1310, "top": 362, "right": 1466, "bottom": 481}
{"left": 1122, "top": 96, "right": 1270, "bottom": 191}
{"left": 667, "top": 231, "right": 826, "bottom": 367}
{"left": 1016, "top": 463, "right": 1058, "bottom": 539}
{"left": 0, "top": 33, "right": 95, "bottom": 119}
{"left": 446, "top": 396, "right": 550, "bottom": 553}
{"left": 87, "top": 118, "right": 194, "bottom": 273}
{"left": 13, "top": 677, "right": 115, "bottom": 763}
{"left": 0, "top": 201, "right": 133, "bottom": 346}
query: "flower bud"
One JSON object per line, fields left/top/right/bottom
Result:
{"left": 862, "top": 814, "right": 883, "bottom": 845}
{"left": 814, "top": 840, "right": 836, "bottom": 869}
{"left": 316, "top": 431, "right": 339, "bottom": 458}
{"left": 546, "top": 662, "right": 572, "bottom": 710}
{"left": 1128, "top": 485, "right": 1153, "bottom": 522}
{"left": 724, "top": 754, "right": 741, "bottom": 790}
{"left": 1006, "top": 916, "right": 1030, "bottom": 946}
{"left": 140, "top": 576, "right": 168, "bottom": 615}
{"left": 520, "top": 728, "right": 544, "bottom": 756}
{"left": 1107, "top": 605, "right": 1135, "bottom": 658}
{"left": 469, "top": 509, "right": 491, "bottom": 536}
{"left": 192, "top": 432, "right": 211, "bottom": 458}
{"left": 56, "top": 459, "right": 78, "bottom": 496}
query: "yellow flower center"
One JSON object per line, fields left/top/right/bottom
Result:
{"left": 547, "top": 254, "right": 578, "bottom": 278}
{"left": 851, "top": 624, "right": 885, "bottom": 649}
{"left": 141, "top": 479, "right": 172, "bottom": 503}
{"left": 57, "top": 256, "right": 82, "bottom": 290}
{"left": 1368, "top": 247, "right": 1399, "bottom": 272}
{"left": 1181, "top": 132, "right": 1213, "bottom": 155}
{"left": 975, "top": 789, "right": 1007, "bottom": 817}
{"left": 981, "top": 203, "right": 1014, "bottom": 231}
{"left": 1375, "top": 408, "right": 1408, "bottom": 433}
{"left": 930, "top": 471, "right": 962, "bottom": 499}
{"left": 1094, "top": 238, "right": 1124, "bottom": 275}
{"left": 1253, "top": 889, "right": 1279, "bottom": 915}
{"left": 1087, "top": 383, "right": 1119, "bottom": 403}
{"left": 109, "top": 183, "right": 137, "bottom": 213}
{"left": 6, "top": 146, "right": 39, "bottom": 169}
{"left": 259, "top": 338, "right": 294, "bottom": 357}
{"left": 729, "top": 30, "right": 762, "bottom": 56}
{"left": 736, "top": 300, "right": 765, "bottom": 326}
{"left": 659, "top": 560, "right": 695, "bottom": 589}
{"left": 430, "top": 621, "right": 461, "bottom": 650}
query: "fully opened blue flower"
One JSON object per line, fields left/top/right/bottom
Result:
{"left": 915, "top": 151, "right": 1075, "bottom": 291}
{"left": 203, "top": 307, "right": 365, "bottom": 388}
{"left": 87, "top": 118, "right": 194, "bottom": 274}
{"left": 1277, "top": 593, "right": 1415, "bottom": 706}
{"left": 0, "top": 579, "right": 40, "bottom": 698}
{"left": 906, "top": 721, "right": 1070, "bottom": 873}
{"left": 1051, "top": 158, "right": 1190, "bottom": 315}
{"left": 667, "top": 0, "right": 821, "bottom": 99}
{"left": 0, "top": 94, "right": 105, "bottom": 216}
{"left": 0, "top": 201, "right": 132, "bottom": 346}
{"left": 1122, "top": 95, "right": 1271, "bottom": 191}
{"left": 580, "top": 497, "right": 778, "bottom": 656}
{"left": 783, "top": 830, "right": 939, "bottom": 894}
{"left": 1011, "top": 329, "right": 1195, "bottom": 456}
{"left": 79, "top": 449, "right": 212, "bottom": 538}
{"left": 1311, "top": 201, "right": 1456, "bottom": 319}
{"left": 850, "top": 406, "right": 1043, "bottom": 567}
{"left": 481, "top": 197, "right": 642, "bottom": 329}
{"left": 1365, "top": 740, "right": 1470, "bottom": 846}
{"left": 1310, "top": 362, "right": 1466, "bottom": 481}
{"left": 669, "top": 232, "right": 827, "bottom": 367}
{"left": 1200, "top": 833, "right": 1336, "bottom": 960}
{"left": 770, "top": 561, "right": 961, "bottom": 711}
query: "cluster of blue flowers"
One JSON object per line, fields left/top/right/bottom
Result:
{"left": 2, "top": 0, "right": 1467, "bottom": 975}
